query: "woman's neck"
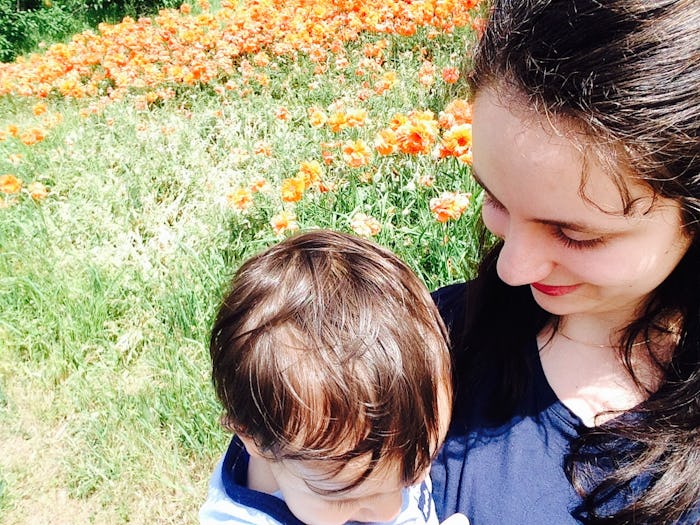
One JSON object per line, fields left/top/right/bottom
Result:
{"left": 537, "top": 315, "right": 677, "bottom": 426}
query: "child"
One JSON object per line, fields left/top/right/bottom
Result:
{"left": 200, "top": 230, "right": 456, "bottom": 525}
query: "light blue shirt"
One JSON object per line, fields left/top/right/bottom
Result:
{"left": 200, "top": 437, "right": 439, "bottom": 525}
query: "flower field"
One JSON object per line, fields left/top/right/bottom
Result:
{"left": 0, "top": 0, "right": 486, "bottom": 522}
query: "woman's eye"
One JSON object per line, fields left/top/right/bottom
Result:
{"left": 482, "top": 192, "right": 506, "bottom": 211}
{"left": 553, "top": 228, "right": 606, "bottom": 249}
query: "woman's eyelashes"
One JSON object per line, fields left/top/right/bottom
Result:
{"left": 482, "top": 191, "right": 505, "bottom": 211}
{"left": 481, "top": 190, "right": 606, "bottom": 250}
{"left": 551, "top": 227, "right": 606, "bottom": 250}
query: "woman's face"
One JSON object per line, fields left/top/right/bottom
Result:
{"left": 471, "top": 88, "right": 692, "bottom": 325}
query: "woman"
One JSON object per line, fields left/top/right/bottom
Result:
{"left": 430, "top": 1, "right": 700, "bottom": 523}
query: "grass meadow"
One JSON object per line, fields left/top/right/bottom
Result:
{"left": 0, "top": 1, "right": 487, "bottom": 522}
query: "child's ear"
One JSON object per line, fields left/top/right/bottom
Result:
{"left": 236, "top": 432, "right": 266, "bottom": 458}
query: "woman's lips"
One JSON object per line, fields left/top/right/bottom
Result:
{"left": 531, "top": 282, "right": 581, "bottom": 296}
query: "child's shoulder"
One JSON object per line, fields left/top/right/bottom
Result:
{"left": 392, "top": 477, "right": 441, "bottom": 525}
{"left": 199, "top": 457, "right": 285, "bottom": 525}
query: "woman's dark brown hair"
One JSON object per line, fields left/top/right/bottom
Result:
{"left": 459, "top": 0, "right": 700, "bottom": 522}
{"left": 210, "top": 230, "right": 451, "bottom": 493}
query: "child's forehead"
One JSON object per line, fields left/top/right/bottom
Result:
{"left": 281, "top": 453, "right": 409, "bottom": 496}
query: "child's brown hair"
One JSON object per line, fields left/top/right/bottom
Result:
{"left": 210, "top": 230, "right": 451, "bottom": 493}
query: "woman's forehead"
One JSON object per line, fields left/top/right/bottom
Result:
{"left": 472, "top": 88, "right": 655, "bottom": 217}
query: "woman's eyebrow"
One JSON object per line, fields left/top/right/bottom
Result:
{"left": 470, "top": 170, "right": 502, "bottom": 206}
{"left": 471, "top": 168, "right": 616, "bottom": 234}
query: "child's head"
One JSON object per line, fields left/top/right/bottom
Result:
{"left": 210, "top": 230, "right": 452, "bottom": 525}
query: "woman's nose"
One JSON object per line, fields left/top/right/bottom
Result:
{"left": 496, "top": 225, "right": 554, "bottom": 286}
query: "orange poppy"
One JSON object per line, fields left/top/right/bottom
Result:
{"left": 437, "top": 123, "right": 473, "bottom": 162}
{"left": 374, "top": 128, "right": 398, "bottom": 155}
{"left": 349, "top": 212, "right": 381, "bottom": 237}
{"left": 227, "top": 187, "right": 253, "bottom": 211}
{"left": 19, "top": 128, "right": 46, "bottom": 146}
{"left": 0, "top": 174, "right": 22, "bottom": 194}
{"left": 27, "top": 181, "right": 49, "bottom": 200}
{"left": 341, "top": 140, "right": 371, "bottom": 168}
{"left": 441, "top": 67, "right": 460, "bottom": 84}
{"left": 270, "top": 210, "right": 299, "bottom": 235}
{"left": 429, "top": 191, "right": 471, "bottom": 222}
{"left": 308, "top": 106, "right": 327, "bottom": 128}
{"left": 298, "top": 160, "right": 323, "bottom": 188}
{"left": 281, "top": 176, "right": 305, "bottom": 202}
{"left": 250, "top": 177, "right": 270, "bottom": 193}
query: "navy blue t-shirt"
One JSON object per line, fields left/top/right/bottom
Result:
{"left": 429, "top": 282, "right": 700, "bottom": 525}
{"left": 430, "top": 282, "right": 582, "bottom": 524}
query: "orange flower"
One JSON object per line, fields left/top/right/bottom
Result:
{"left": 19, "top": 128, "right": 46, "bottom": 146}
{"left": 441, "top": 67, "right": 460, "bottom": 84}
{"left": 253, "top": 141, "right": 272, "bottom": 156}
{"left": 439, "top": 99, "right": 473, "bottom": 129}
{"left": 254, "top": 73, "right": 270, "bottom": 86}
{"left": 429, "top": 191, "right": 471, "bottom": 223}
{"left": 321, "top": 148, "right": 334, "bottom": 165}
{"left": 471, "top": 16, "right": 487, "bottom": 38}
{"left": 298, "top": 160, "right": 323, "bottom": 188}
{"left": 344, "top": 108, "right": 368, "bottom": 128}
{"left": 281, "top": 176, "right": 305, "bottom": 202}
{"left": 358, "top": 171, "right": 374, "bottom": 184}
{"left": 252, "top": 51, "right": 270, "bottom": 67}
{"left": 0, "top": 174, "right": 22, "bottom": 194}
{"left": 362, "top": 39, "right": 387, "bottom": 58}
{"left": 335, "top": 55, "right": 350, "bottom": 69}
{"left": 32, "top": 102, "right": 48, "bottom": 116}
{"left": 250, "top": 177, "right": 270, "bottom": 193}
{"left": 318, "top": 179, "right": 336, "bottom": 193}
{"left": 374, "top": 128, "right": 398, "bottom": 155}
{"left": 0, "top": 0, "right": 485, "bottom": 106}
{"left": 418, "top": 60, "right": 435, "bottom": 87}
{"left": 396, "top": 112, "right": 439, "bottom": 155}
{"left": 326, "top": 111, "right": 347, "bottom": 133}
{"left": 308, "top": 46, "right": 327, "bottom": 64}
{"left": 8, "top": 153, "right": 23, "bottom": 166}
{"left": 417, "top": 174, "right": 435, "bottom": 187}
{"left": 373, "top": 71, "right": 397, "bottom": 95}
{"left": 341, "top": 140, "right": 371, "bottom": 168}
{"left": 388, "top": 113, "right": 408, "bottom": 131}
{"left": 308, "top": 106, "right": 327, "bottom": 128}
{"left": 226, "top": 187, "right": 253, "bottom": 211}
{"left": 27, "top": 181, "right": 49, "bottom": 200}
{"left": 270, "top": 210, "right": 299, "bottom": 235}
{"left": 437, "top": 123, "right": 473, "bottom": 163}
{"left": 349, "top": 212, "right": 381, "bottom": 237}
{"left": 275, "top": 107, "right": 290, "bottom": 121}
